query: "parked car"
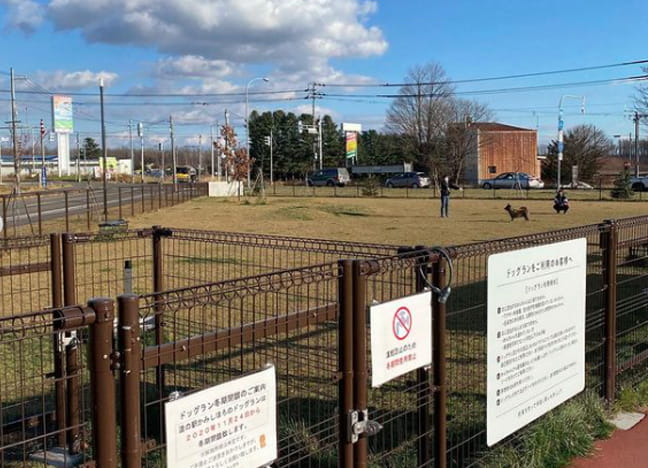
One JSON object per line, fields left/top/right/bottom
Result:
{"left": 560, "top": 181, "right": 593, "bottom": 190}
{"left": 176, "top": 165, "right": 197, "bottom": 183}
{"left": 481, "top": 172, "right": 544, "bottom": 189}
{"left": 630, "top": 176, "right": 648, "bottom": 192}
{"left": 307, "top": 168, "right": 351, "bottom": 187}
{"left": 385, "top": 172, "right": 432, "bottom": 188}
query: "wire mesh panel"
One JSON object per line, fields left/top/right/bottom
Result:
{"left": 444, "top": 224, "right": 607, "bottom": 467}
{"left": 137, "top": 263, "right": 342, "bottom": 467}
{"left": 357, "top": 253, "right": 436, "bottom": 467}
{"left": 67, "top": 230, "right": 154, "bottom": 303}
{"left": 0, "top": 236, "right": 52, "bottom": 317}
{"left": 161, "top": 228, "right": 402, "bottom": 290}
{"left": 614, "top": 215, "right": 648, "bottom": 383}
{"left": 0, "top": 308, "right": 92, "bottom": 467}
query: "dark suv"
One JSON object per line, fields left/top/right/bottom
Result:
{"left": 307, "top": 168, "right": 351, "bottom": 187}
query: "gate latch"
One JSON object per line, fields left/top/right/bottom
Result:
{"left": 347, "top": 409, "right": 383, "bottom": 443}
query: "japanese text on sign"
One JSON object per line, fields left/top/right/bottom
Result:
{"left": 486, "top": 238, "right": 586, "bottom": 446}
{"left": 370, "top": 291, "right": 432, "bottom": 387}
{"left": 165, "top": 365, "right": 277, "bottom": 468}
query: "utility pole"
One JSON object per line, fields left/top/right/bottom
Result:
{"left": 170, "top": 116, "right": 177, "bottom": 189}
{"left": 138, "top": 122, "right": 144, "bottom": 183}
{"left": 556, "top": 95, "right": 585, "bottom": 189}
{"left": 100, "top": 77, "right": 108, "bottom": 221}
{"left": 39, "top": 119, "right": 45, "bottom": 188}
{"left": 633, "top": 112, "right": 648, "bottom": 177}
{"left": 224, "top": 109, "right": 230, "bottom": 182}
{"left": 158, "top": 142, "right": 164, "bottom": 180}
{"left": 76, "top": 131, "right": 80, "bottom": 183}
{"left": 129, "top": 119, "right": 134, "bottom": 183}
{"left": 306, "top": 82, "right": 324, "bottom": 170}
{"left": 210, "top": 125, "right": 215, "bottom": 178}
{"left": 198, "top": 134, "right": 203, "bottom": 179}
{"left": 10, "top": 68, "right": 21, "bottom": 194}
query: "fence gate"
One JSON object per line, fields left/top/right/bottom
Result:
{"left": 340, "top": 252, "right": 446, "bottom": 468}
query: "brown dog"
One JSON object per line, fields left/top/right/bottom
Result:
{"left": 504, "top": 204, "right": 529, "bottom": 221}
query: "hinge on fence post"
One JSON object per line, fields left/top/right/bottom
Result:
{"left": 347, "top": 409, "right": 383, "bottom": 443}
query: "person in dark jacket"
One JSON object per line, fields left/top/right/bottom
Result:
{"left": 440, "top": 175, "right": 461, "bottom": 217}
{"left": 553, "top": 189, "right": 569, "bottom": 213}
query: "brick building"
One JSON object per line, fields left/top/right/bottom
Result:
{"left": 462, "top": 123, "right": 539, "bottom": 185}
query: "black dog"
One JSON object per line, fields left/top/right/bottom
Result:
{"left": 504, "top": 204, "right": 529, "bottom": 221}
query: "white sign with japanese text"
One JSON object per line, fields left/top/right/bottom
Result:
{"left": 165, "top": 365, "right": 277, "bottom": 468}
{"left": 486, "top": 238, "right": 587, "bottom": 446}
{"left": 370, "top": 291, "right": 432, "bottom": 387}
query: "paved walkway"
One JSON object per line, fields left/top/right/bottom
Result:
{"left": 570, "top": 411, "right": 648, "bottom": 467}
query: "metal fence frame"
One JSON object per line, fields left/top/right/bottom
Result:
{"left": 1, "top": 217, "right": 647, "bottom": 467}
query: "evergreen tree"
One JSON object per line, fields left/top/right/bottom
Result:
{"left": 83, "top": 137, "right": 101, "bottom": 159}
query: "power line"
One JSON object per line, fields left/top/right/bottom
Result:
{"left": 321, "top": 74, "right": 648, "bottom": 99}
{"left": 321, "top": 58, "right": 648, "bottom": 88}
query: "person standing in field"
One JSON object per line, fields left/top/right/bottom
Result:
{"left": 440, "top": 175, "right": 462, "bottom": 218}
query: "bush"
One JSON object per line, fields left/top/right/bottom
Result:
{"left": 361, "top": 176, "right": 380, "bottom": 197}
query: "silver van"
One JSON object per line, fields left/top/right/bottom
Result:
{"left": 307, "top": 168, "right": 351, "bottom": 187}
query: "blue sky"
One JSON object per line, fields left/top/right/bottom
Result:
{"left": 0, "top": 0, "right": 646, "bottom": 148}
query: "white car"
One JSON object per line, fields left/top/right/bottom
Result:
{"left": 481, "top": 172, "right": 544, "bottom": 189}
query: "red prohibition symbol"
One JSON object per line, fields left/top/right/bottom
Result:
{"left": 393, "top": 306, "right": 412, "bottom": 340}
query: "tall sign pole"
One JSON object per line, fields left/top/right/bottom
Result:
{"left": 556, "top": 95, "right": 585, "bottom": 189}
{"left": 10, "top": 68, "right": 20, "bottom": 194}
{"left": 100, "top": 78, "right": 108, "bottom": 221}
{"left": 138, "top": 122, "right": 144, "bottom": 183}
{"left": 129, "top": 119, "right": 135, "bottom": 183}
{"left": 170, "top": 116, "right": 177, "bottom": 189}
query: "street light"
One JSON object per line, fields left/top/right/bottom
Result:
{"left": 245, "top": 76, "right": 269, "bottom": 188}
{"left": 556, "top": 95, "right": 585, "bottom": 189}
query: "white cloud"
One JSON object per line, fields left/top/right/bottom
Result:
{"left": 34, "top": 70, "right": 118, "bottom": 90}
{"left": 2, "top": 0, "right": 44, "bottom": 33}
{"left": 44, "top": 0, "right": 387, "bottom": 69}
{"left": 155, "top": 55, "right": 239, "bottom": 80}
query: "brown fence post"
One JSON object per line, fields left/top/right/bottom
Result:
{"left": 352, "top": 260, "right": 368, "bottom": 467}
{"left": 62, "top": 233, "right": 77, "bottom": 305}
{"left": 64, "top": 191, "right": 70, "bottom": 231}
{"left": 338, "top": 259, "right": 354, "bottom": 468}
{"left": 66, "top": 339, "right": 81, "bottom": 453}
{"left": 118, "top": 294, "right": 142, "bottom": 468}
{"left": 2, "top": 195, "right": 7, "bottom": 240}
{"left": 61, "top": 233, "right": 81, "bottom": 450}
{"left": 432, "top": 257, "right": 447, "bottom": 468}
{"left": 119, "top": 187, "right": 123, "bottom": 219}
{"left": 37, "top": 193, "right": 42, "bottom": 235}
{"left": 51, "top": 233, "right": 68, "bottom": 447}
{"left": 152, "top": 225, "right": 166, "bottom": 414}
{"left": 86, "top": 189, "right": 91, "bottom": 230}
{"left": 600, "top": 219, "right": 618, "bottom": 403}
{"left": 88, "top": 297, "right": 118, "bottom": 468}
{"left": 415, "top": 248, "right": 432, "bottom": 464}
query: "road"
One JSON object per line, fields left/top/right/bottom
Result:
{"left": 2, "top": 182, "right": 184, "bottom": 230}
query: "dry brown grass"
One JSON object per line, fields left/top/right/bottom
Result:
{"left": 128, "top": 195, "right": 648, "bottom": 246}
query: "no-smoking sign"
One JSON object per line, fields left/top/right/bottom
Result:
{"left": 370, "top": 291, "right": 432, "bottom": 387}
{"left": 393, "top": 307, "right": 412, "bottom": 340}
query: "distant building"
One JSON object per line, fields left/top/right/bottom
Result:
{"left": 462, "top": 123, "right": 539, "bottom": 185}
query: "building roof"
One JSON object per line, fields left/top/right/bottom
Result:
{"left": 469, "top": 122, "right": 535, "bottom": 132}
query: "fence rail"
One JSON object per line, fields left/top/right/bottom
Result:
{"left": 1, "top": 183, "right": 207, "bottom": 238}
{"left": 0, "top": 218, "right": 647, "bottom": 467}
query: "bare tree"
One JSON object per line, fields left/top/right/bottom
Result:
{"left": 385, "top": 62, "right": 455, "bottom": 179}
{"left": 444, "top": 99, "right": 494, "bottom": 182}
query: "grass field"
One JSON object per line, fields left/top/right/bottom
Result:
{"left": 128, "top": 195, "right": 648, "bottom": 246}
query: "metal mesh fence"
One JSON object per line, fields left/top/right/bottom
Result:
{"left": 357, "top": 253, "right": 436, "bottom": 467}
{"left": 66, "top": 230, "right": 154, "bottom": 303}
{"left": 443, "top": 223, "right": 608, "bottom": 466}
{"left": 0, "top": 236, "right": 52, "bottom": 317}
{"left": 137, "top": 262, "right": 342, "bottom": 467}
{"left": 161, "top": 228, "right": 402, "bottom": 290}
{"left": 614, "top": 215, "right": 648, "bottom": 384}
{"left": 0, "top": 308, "right": 92, "bottom": 467}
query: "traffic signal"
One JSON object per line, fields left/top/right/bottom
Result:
{"left": 264, "top": 136, "right": 271, "bottom": 146}
{"left": 39, "top": 119, "right": 45, "bottom": 137}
